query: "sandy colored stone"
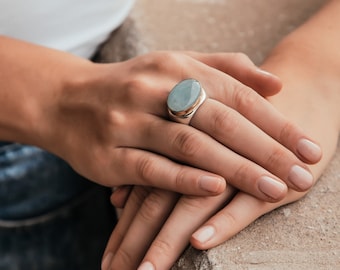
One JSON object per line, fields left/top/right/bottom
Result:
{"left": 96, "top": 0, "right": 340, "bottom": 269}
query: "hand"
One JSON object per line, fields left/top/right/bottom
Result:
{"left": 43, "top": 51, "right": 320, "bottom": 201}
{"left": 4, "top": 37, "right": 301, "bottom": 198}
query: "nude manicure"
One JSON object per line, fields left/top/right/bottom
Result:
{"left": 256, "top": 67, "right": 275, "bottom": 77}
{"left": 297, "top": 138, "right": 322, "bottom": 162}
{"left": 138, "top": 261, "right": 155, "bottom": 270}
{"left": 192, "top": 225, "right": 215, "bottom": 244}
{"left": 258, "top": 176, "right": 287, "bottom": 200}
{"left": 288, "top": 165, "right": 314, "bottom": 190}
{"left": 199, "top": 176, "right": 224, "bottom": 193}
{"left": 101, "top": 252, "right": 113, "bottom": 270}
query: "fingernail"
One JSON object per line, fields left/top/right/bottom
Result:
{"left": 256, "top": 67, "right": 276, "bottom": 78}
{"left": 288, "top": 165, "right": 314, "bottom": 190}
{"left": 101, "top": 252, "right": 113, "bottom": 270}
{"left": 138, "top": 261, "right": 155, "bottom": 270}
{"left": 192, "top": 225, "right": 215, "bottom": 244}
{"left": 258, "top": 176, "right": 287, "bottom": 200}
{"left": 297, "top": 138, "right": 322, "bottom": 162}
{"left": 199, "top": 176, "right": 224, "bottom": 193}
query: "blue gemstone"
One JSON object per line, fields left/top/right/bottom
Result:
{"left": 167, "top": 79, "right": 201, "bottom": 113}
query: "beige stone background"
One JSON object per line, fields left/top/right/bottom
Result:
{"left": 96, "top": 0, "right": 340, "bottom": 269}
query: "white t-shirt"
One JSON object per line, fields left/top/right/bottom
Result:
{"left": 0, "top": 0, "right": 135, "bottom": 58}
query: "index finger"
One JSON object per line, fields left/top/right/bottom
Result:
{"left": 183, "top": 51, "right": 282, "bottom": 96}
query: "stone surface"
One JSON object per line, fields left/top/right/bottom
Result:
{"left": 97, "top": 0, "right": 340, "bottom": 269}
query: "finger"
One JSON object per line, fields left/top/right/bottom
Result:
{"left": 138, "top": 186, "right": 236, "bottom": 270}
{"left": 191, "top": 98, "right": 314, "bottom": 193}
{"left": 102, "top": 186, "right": 149, "bottom": 270}
{"left": 124, "top": 74, "right": 313, "bottom": 198}
{"left": 108, "top": 147, "right": 226, "bottom": 196}
{"left": 109, "top": 190, "right": 179, "bottom": 270}
{"left": 141, "top": 114, "right": 312, "bottom": 201}
{"left": 184, "top": 51, "right": 282, "bottom": 96}
{"left": 191, "top": 190, "right": 305, "bottom": 250}
{"left": 110, "top": 186, "right": 132, "bottom": 208}
{"left": 195, "top": 73, "right": 322, "bottom": 164}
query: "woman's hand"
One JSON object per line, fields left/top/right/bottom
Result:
{"left": 39, "top": 49, "right": 321, "bottom": 201}
{"left": 0, "top": 36, "right": 320, "bottom": 201}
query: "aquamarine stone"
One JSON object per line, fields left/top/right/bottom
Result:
{"left": 167, "top": 79, "right": 201, "bottom": 113}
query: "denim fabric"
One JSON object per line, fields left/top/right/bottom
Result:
{"left": 0, "top": 143, "right": 116, "bottom": 269}
{"left": 0, "top": 144, "right": 93, "bottom": 220}
{"left": 0, "top": 186, "right": 116, "bottom": 270}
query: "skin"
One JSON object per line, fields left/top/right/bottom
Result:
{"left": 103, "top": 1, "right": 340, "bottom": 269}
{"left": 0, "top": 37, "right": 320, "bottom": 201}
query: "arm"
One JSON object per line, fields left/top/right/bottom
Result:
{"left": 103, "top": 1, "right": 340, "bottom": 269}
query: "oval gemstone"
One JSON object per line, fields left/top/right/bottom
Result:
{"left": 167, "top": 79, "right": 201, "bottom": 113}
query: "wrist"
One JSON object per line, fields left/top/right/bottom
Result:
{"left": 0, "top": 36, "right": 97, "bottom": 151}
{"left": 262, "top": 37, "right": 340, "bottom": 132}
{"left": 36, "top": 59, "right": 102, "bottom": 159}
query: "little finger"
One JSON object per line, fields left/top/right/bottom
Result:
{"left": 109, "top": 147, "right": 226, "bottom": 195}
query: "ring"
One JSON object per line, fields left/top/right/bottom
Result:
{"left": 167, "top": 79, "right": 207, "bottom": 124}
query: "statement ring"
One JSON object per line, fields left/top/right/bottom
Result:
{"left": 167, "top": 79, "right": 207, "bottom": 125}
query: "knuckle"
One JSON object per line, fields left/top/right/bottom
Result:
{"left": 124, "top": 75, "right": 152, "bottom": 100}
{"left": 231, "top": 163, "right": 253, "bottom": 187}
{"left": 172, "top": 130, "right": 201, "bottom": 159}
{"left": 152, "top": 238, "right": 174, "bottom": 257}
{"left": 136, "top": 156, "right": 156, "bottom": 184}
{"left": 114, "top": 247, "right": 134, "bottom": 269}
{"left": 138, "top": 192, "right": 164, "bottom": 222}
{"left": 278, "top": 121, "right": 296, "bottom": 144}
{"left": 130, "top": 186, "right": 150, "bottom": 206}
{"left": 146, "top": 51, "right": 184, "bottom": 73}
{"left": 179, "top": 196, "right": 208, "bottom": 212}
{"left": 231, "top": 52, "right": 251, "bottom": 63}
{"left": 220, "top": 210, "right": 238, "bottom": 228}
{"left": 174, "top": 167, "right": 189, "bottom": 189}
{"left": 232, "top": 85, "right": 260, "bottom": 113}
{"left": 107, "top": 110, "right": 127, "bottom": 130}
{"left": 265, "top": 147, "right": 287, "bottom": 169}
{"left": 211, "top": 107, "right": 239, "bottom": 139}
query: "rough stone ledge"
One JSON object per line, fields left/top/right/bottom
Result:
{"left": 96, "top": 0, "right": 340, "bottom": 269}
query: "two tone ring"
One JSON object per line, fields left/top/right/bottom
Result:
{"left": 167, "top": 79, "right": 207, "bottom": 125}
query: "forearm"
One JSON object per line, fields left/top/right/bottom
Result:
{"left": 262, "top": 0, "right": 340, "bottom": 179}
{"left": 0, "top": 36, "right": 92, "bottom": 147}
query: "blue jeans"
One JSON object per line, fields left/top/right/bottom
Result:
{"left": 0, "top": 143, "right": 116, "bottom": 270}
